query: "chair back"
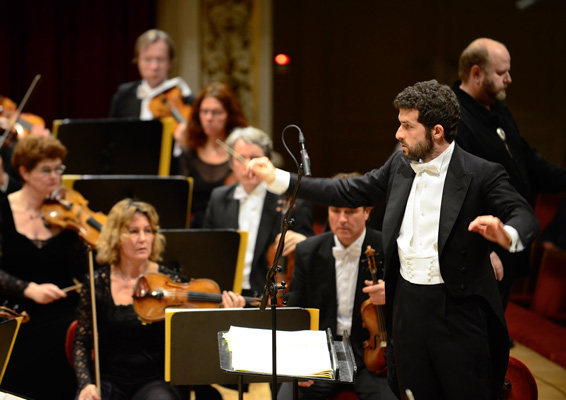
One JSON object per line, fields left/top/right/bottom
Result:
{"left": 503, "top": 356, "right": 538, "bottom": 400}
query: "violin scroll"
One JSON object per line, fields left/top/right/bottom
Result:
{"left": 0, "top": 306, "right": 30, "bottom": 323}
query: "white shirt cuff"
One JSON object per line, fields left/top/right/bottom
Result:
{"left": 267, "top": 169, "right": 290, "bottom": 194}
{"left": 504, "top": 225, "right": 525, "bottom": 252}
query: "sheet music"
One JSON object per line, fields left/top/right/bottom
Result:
{"left": 223, "top": 326, "right": 334, "bottom": 379}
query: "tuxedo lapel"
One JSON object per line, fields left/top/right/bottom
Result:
{"left": 222, "top": 186, "right": 240, "bottom": 229}
{"left": 382, "top": 159, "right": 414, "bottom": 268}
{"left": 438, "top": 146, "right": 472, "bottom": 256}
{"left": 318, "top": 235, "right": 338, "bottom": 331}
{"left": 253, "top": 192, "right": 281, "bottom": 262}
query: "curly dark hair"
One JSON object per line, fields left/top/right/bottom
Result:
{"left": 393, "top": 80, "right": 460, "bottom": 143}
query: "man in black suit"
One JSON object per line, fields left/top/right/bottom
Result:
{"left": 278, "top": 173, "right": 396, "bottom": 400}
{"left": 203, "top": 126, "right": 313, "bottom": 296}
{"left": 108, "top": 29, "right": 194, "bottom": 119}
{"left": 108, "top": 29, "right": 195, "bottom": 173}
{"left": 453, "top": 37, "right": 566, "bottom": 308}
{"left": 248, "top": 80, "right": 539, "bottom": 399}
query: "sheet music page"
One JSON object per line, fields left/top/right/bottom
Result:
{"left": 223, "top": 325, "right": 333, "bottom": 379}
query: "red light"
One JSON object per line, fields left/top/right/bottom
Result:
{"left": 274, "top": 53, "right": 291, "bottom": 66}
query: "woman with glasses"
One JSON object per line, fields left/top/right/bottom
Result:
{"left": 177, "top": 82, "right": 248, "bottom": 228}
{"left": 0, "top": 135, "right": 89, "bottom": 399}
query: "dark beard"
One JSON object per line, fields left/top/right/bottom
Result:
{"left": 402, "top": 129, "right": 434, "bottom": 161}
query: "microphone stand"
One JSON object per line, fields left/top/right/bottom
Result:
{"left": 260, "top": 164, "right": 305, "bottom": 400}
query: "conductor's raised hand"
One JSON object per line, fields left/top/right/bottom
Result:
{"left": 246, "top": 156, "right": 276, "bottom": 185}
{"left": 468, "top": 215, "right": 512, "bottom": 250}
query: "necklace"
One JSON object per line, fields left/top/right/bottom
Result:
{"left": 25, "top": 206, "right": 42, "bottom": 220}
{"left": 28, "top": 211, "right": 41, "bottom": 220}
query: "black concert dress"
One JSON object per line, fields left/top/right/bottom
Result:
{"left": 0, "top": 196, "right": 88, "bottom": 399}
{"left": 73, "top": 265, "right": 189, "bottom": 400}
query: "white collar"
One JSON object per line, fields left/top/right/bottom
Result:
{"left": 136, "top": 76, "right": 192, "bottom": 100}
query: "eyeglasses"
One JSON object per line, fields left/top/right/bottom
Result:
{"left": 37, "top": 165, "right": 66, "bottom": 176}
{"left": 199, "top": 109, "right": 226, "bottom": 118}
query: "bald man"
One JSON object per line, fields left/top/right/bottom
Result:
{"left": 452, "top": 38, "right": 566, "bottom": 309}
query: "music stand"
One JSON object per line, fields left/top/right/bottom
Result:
{"left": 0, "top": 317, "right": 23, "bottom": 385}
{"left": 164, "top": 308, "right": 318, "bottom": 386}
{"left": 160, "top": 229, "right": 248, "bottom": 293}
{"left": 52, "top": 117, "right": 174, "bottom": 176}
{"left": 62, "top": 175, "right": 193, "bottom": 229}
{"left": 218, "top": 328, "right": 357, "bottom": 400}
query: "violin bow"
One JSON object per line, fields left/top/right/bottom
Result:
{"left": 0, "top": 74, "right": 41, "bottom": 147}
{"left": 87, "top": 249, "right": 101, "bottom": 396}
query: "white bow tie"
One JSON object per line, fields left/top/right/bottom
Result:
{"left": 332, "top": 245, "right": 362, "bottom": 261}
{"left": 410, "top": 162, "right": 439, "bottom": 175}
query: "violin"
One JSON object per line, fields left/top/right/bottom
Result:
{"left": 267, "top": 240, "right": 295, "bottom": 307}
{"left": 0, "top": 305, "right": 30, "bottom": 323}
{"left": 0, "top": 75, "right": 45, "bottom": 149}
{"left": 267, "top": 197, "right": 297, "bottom": 306}
{"left": 0, "top": 96, "right": 46, "bottom": 144}
{"left": 148, "top": 87, "right": 192, "bottom": 135}
{"left": 360, "top": 245, "right": 387, "bottom": 376}
{"left": 42, "top": 187, "right": 107, "bottom": 247}
{"left": 132, "top": 273, "right": 260, "bottom": 323}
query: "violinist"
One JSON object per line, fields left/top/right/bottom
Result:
{"left": 277, "top": 173, "right": 396, "bottom": 400}
{"left": 0, "top": 135, "right": 89, "bottom": 399}
{"left": 108, "top": 29, "right": 195, "bottom": 173}
{"left": 74, "top": 199, "right": 244, "bottom": 400}
{"left": 203, "top": 127, "right": 313, "bottom": 296}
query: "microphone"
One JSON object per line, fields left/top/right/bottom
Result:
{"left": 298, "top": 129, "right": 312, "bottom": 177}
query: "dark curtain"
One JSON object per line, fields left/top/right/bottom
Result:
{"left": 0, "top": 0, "right": 156, "bottom": 130}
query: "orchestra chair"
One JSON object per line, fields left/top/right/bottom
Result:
{"left": 502, "top": 357, "right": 538, "bottom": 400}
{"left": 53, "top": 117, "right": 174, "bottom": 176}
{"left": 159, "top": 229, "right": 248, "bottom": 293}
{"left": 530, "top": 247, "right": 566, "bottom": 324}
{"left": 62, "top": 174, "right": 193, "bottom": 229}
{"left": 65, "top": 320, "right": 78, "bottom": 367}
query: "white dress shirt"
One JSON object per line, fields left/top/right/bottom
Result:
{"left": 397, "top": 143, "right": 455, "bottom": 284}
{"left": 234, "top": 183, "right": 267, "bottom": 290}
{"left": 334, "top": 229, "right": 366, "bottom": 336}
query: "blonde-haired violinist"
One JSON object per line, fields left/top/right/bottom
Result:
{"left": 74, "top": 199, "right": 244, "bottom": 400}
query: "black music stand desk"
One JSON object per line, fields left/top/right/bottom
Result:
{"left": 165, "top": 308, "right": 319, "bottom": 386}
{"left": 218, "top": 328, "right": 356, "bottom": 400}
